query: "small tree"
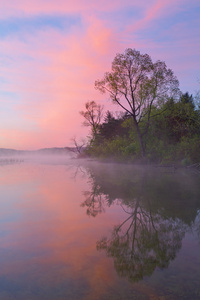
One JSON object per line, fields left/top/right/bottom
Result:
{"left": 95, "top": 48, "right": 180, "bottom": 156}
{"left": 80, "top": 101, "right": 104, "bottom": 139}
{"left": 71, "top": 136, "right": 86, "bottom": 155}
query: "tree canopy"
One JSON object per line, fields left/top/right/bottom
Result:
{"left": 95, "top": 48, "right": 180, "bottom": 156}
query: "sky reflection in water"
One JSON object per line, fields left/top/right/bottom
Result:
{"left": 0, "top": 160, "right": 200, "bottom": 299}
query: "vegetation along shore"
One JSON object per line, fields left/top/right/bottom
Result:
{"left": 77, "top": 48, "right": 200, "bottom": 167}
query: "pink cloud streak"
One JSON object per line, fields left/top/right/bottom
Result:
{"left": 0, "top": 0, "right": 199, "bottom": 149}
{"left": 0, "top": 0, "right": 146, "bottom": 19}
{"left": 0, "top": 14, "right": 122, "bottom": 149}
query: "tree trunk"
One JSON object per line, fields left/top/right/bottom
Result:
{"left": 133, "top": 118, "right": 145, "bottom": 157}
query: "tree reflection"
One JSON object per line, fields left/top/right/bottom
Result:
{"left": 97, "top": 200, "right": 185, "bottom": 282}
{"left": 81, "top": 182, "right": 105, "bottom": 217}
{"left": 193, "top": 209, "right": 200, "bottom": 238}
{"left": 80, "top": 163, "right": 200, "bottom": 282}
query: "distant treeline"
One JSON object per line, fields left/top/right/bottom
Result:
{"left": 0, "top": 147, "right": 74, "bottom": 156}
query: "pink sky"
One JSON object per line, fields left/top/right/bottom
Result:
{"left": 0, "top": 0, "right": 199, "bottom": 149}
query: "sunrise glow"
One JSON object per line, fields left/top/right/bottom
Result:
{"left": 0, "top": 0, "right": 199, "bottom": 149}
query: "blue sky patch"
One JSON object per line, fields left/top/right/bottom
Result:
{"left": 0, "top": 14, "right": 81, "bottom": 38}
{"left": 97, "top": 6, "right": 142, "bottom": 31}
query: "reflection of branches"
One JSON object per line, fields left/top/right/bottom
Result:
{"left": 97, "top": 200, "right": 186, "bottom": 282}
{"left": 65, "top": 164, "right": 87, "bottom": 181}
{"left": 81, "top": 183, "right": 105, "bottom": 217}
{"left": 80, "top": 162, "right": 200, "bottom": 282}
{"left": 72, "top": 165, "right": 86, "bottom": 180}
{"left": 193, "top": 210, "right": 200, "bottom": 238}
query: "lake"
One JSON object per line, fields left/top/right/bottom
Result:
{"left": 0, "top": 158, "right": 200, "bottom": 299}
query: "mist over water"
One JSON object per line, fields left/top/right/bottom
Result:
{"left": 0, "top": 148, "right": 77, "bottom": 165}
{"left": 0, "top": 159, "right": 199, "bottom": 299}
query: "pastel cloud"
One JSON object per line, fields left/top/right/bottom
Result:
{"left": 0, "top": 0, "right": 145, "bottom": 18}
{"left": 0, "top": 12, "right": 119, "bottom": 149}
{"left": 126, "top": 0, "right": 200, "bottom": 33}
{"left": 0, "top": 0, "right": 199, "bottom": 149}
{"left": 126, "top": 0, "right": 167, "bottom": 33}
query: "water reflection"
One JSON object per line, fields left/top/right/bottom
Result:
{"left": 81, "top": 183, "right": 105, "bottom": 217}
{"left": 0, "top": 160, "right": 199, "bottom": 299}
{"left": 81, "top": 163, "right": 200, "bottom": 283}
{"left": 97, "top": 206, "right": 185, "bottom": 282}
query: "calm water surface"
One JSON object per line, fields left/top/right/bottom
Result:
{"left": 0, "top": 158, "right": 200, "bottom": 299}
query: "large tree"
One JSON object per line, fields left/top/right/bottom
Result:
{"left": 95, "top": 48, "right": 180, "bottom": 156}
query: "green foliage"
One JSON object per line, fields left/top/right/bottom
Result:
{"left": 95, "top": 48, "right": 180, "bottom": 156}
{"left": 86, "top": 136, "right": 138, "bottom": 161}
{"left": 82, "top": 90, "right": 200, "bottom": 165}
{"left": 98, "top": 111, "right": 129, "bottom": 141}
{"left": 177, "top": 136, "right": 200, "bottom": 163}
